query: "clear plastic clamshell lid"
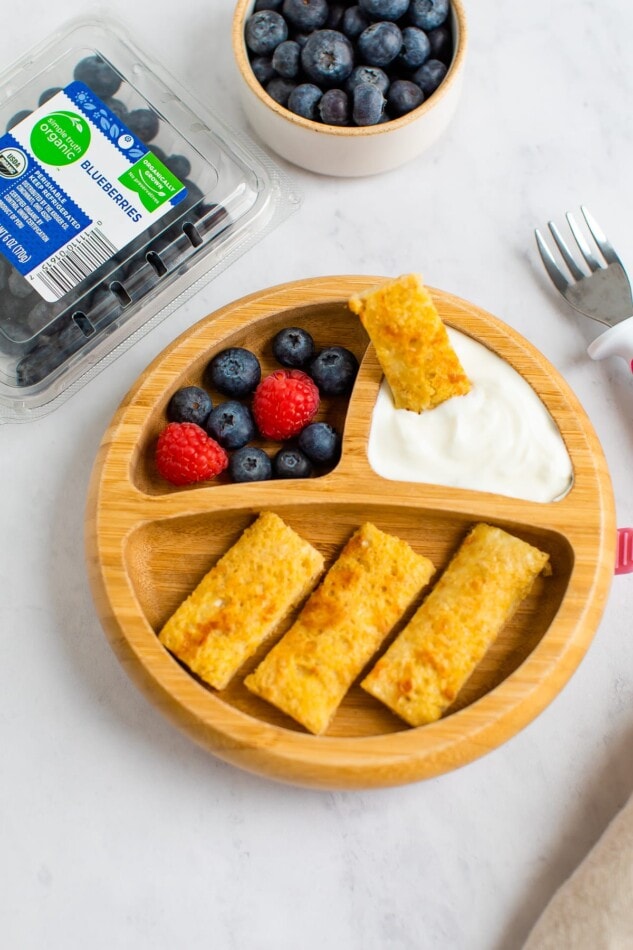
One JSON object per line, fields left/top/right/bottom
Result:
{"left": 0, "top": 17, "right": 299, "bottom": 422}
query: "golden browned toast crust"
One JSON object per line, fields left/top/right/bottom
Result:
{"left": 158, "top": 511, "right": 324, "bottom": 690}
{"left": 245, "top": 522, "right": 435, "bottom": 735}
{"left": 361, "top": 524, "right": 549, "bottom": 726}
{"left": 348, "top": 273, "right": 471, "bottom": 412}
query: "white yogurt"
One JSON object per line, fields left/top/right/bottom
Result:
{"left": 367, "top": 328, "right": 573, "bottom": 503}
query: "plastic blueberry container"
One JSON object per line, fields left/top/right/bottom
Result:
{"left": 0, "top": 16, "right": 299, "bottom": 422}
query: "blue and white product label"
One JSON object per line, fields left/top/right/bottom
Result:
{"left": 0, "top": 82, "right": 187, "bottom": 302}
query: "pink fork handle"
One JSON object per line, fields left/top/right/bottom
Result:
{"left": 587, "top": 316, "right": 633, "bottom": 370}
{"left": 616, "top": 528, "right": 633, "bottom": 575}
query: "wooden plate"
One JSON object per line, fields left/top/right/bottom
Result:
{"left": 85, "top": 276, "right": 615, "bottom": 789}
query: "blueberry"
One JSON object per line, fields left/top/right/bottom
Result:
{"left": 309, "top": 346, "right": 359, "bottom": 395}
{"left": 266, "top": 77, "right": 298, "bottom": 106}
{"left": 298, "top": 422, "right": 341, "bottom": 464}
{"left": 273, "top": 447, "right": 313, "bottom": 479}
{"left": 15, "top": 350, "right": 49, "bottom": 387}
{"left": 358, "top": 22, "right": 403, "bottom": 67}
{"left": 206, "top": 347, "right": 261, "bottom": 397}
{"left": 412, "top": 58, "right": 447, "bottom": 95}
{"left": 352, "top": 82, "right": 385, "bottom": 125}
{"left": 197, "top": 202, "right": 231, "bottom": 237}
{"left": 282, "top": 0, "right": 328, "bottom": 32}
{"left": 301, "top": 30, "right": 354, "bottom": 88}
{"left": 387, "top": 79, "right": 424, "bottom": 115}
{"left": 25, "top": 300, "right": 56, "bottom": 336}
{"left": 347, "top": 67, "right": 389, "bottom": 98}
{"left": 398, "top": 26, "right": 431, "bottom": 68}
{"left": 152, "top": 147, "right": 169, "bottom": 169}
{"left": 409, "top": 0, "right": 449, "bottom": 30}
{"left": 250, "top": 55, "right": 276, "bottom": 85}
{"left": 15, "top": 318, "right": 81, "bottom": 387}
{"left": 291, "top": 32, "right": 312, "bottom": 48}
{"left": 359, "top": 0, "right": 410, "bottom": 22}
{"left": 1, "top": 298, "right": 56, "bottom": 343}
{"left": 245, "top": 10, "right": 289, "bottom": 55}
{"left": 126, "top": 109, "right": 160, "bottom": 142}
{"left": 272, "top": 326, "right": 315, "bottom": 366}
{"left": 164, "top": 154, "right": 191, "bottom": 179}
{"left": 254, "top": 0, "right": 283, "bottom": 9}
{"left": 341, "top": 6, "right": 370, "bottom": 38}
{"left": 427, "top": 25, "right": 452, "bottom": 62}
{"left": 104, "top": 97, "right": 129, "bottom": 121}
{"left": 0, "top": 296, "right": 30, "bottom": 340}
{"left": 167, "top": 386, "right": 213, "bottom": 426}
{"left": 74, "top": 56, "right": 122, "bottom": 98}
{"left": 288, "top": 83, "right": 323, "bottom": 119}
{"left": 146, "top": 235, "right": 180, "bottom": 270}
{"left": 6, "top": 110, "right": 31, "bottom": 132}
{"left": 319, "top": 88, "right": 350, "bottom": 125}
{"left": 272, "top": 40, "right": 302, "bottom": 78}
{"left": 206, "top": 400, "right": 256, "bottom": 450}
{"left": 229, "top": 446, "right": 272, "bottom": 483}
{"left": 326, "top": 3, "right": 347, "bottom": 29}
{"left": 85, "top": 282, "right": 115, "bottom": 319}
{"left": 38, "top": 87, "right": 61, "bottom": 106}
{"left": 181, "top": 179, "right": 204, "bottom": 208}
{"left": 8, "top": 269, "right": 33, "bottom": 299}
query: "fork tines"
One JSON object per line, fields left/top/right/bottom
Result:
{"left": 535, "top": 205, "right": 622, "bottom": 292}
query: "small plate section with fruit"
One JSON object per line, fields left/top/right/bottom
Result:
{"left": 85, "top": 275, "right": 615, "bottom": 789}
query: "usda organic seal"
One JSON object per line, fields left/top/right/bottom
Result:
{"left": 0, "top": 147, "right": 27, "bottom": 178}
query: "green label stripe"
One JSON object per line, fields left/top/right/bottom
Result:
{"left": 118, "top": 154, "right": 184, "bottom": 212}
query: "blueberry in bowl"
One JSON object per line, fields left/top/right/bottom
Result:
{"left": 287, "top": 83, "right": 323, "bottom": 119}
{"left": 245, "top": 9, "right": 289, "bottom": 54}
{"left": 272, "top": 40, "right": 302, "bottom": 78}
{"left": 283, "top": 0, "right": 329, "bottom": 32}
{"left": 359, "top": 0, "right": 410, "bottom": 22}
{"left": 352, "top": 83, "right": 385, "bottom": 126}
{"left": 232, "top": 0, "right": 467, "bottom": 176}
{"left": 357, "top": 22, "right": 403, "bottom": 68}
{"left": 300, "top": 30, "right": 354, "bottom": 87}
{"left": 319, "top": 88, "right": 350, "bottom": 125}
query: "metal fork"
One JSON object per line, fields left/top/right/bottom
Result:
{"left": 536, "top": 208, "right": 633, "bottom": 577}
{"left": 535, "top": 206, "right": 633, "bottom": 369}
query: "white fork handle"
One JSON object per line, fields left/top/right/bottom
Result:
{"left": 587, "top": 316, "right": 633, "bottom": 371}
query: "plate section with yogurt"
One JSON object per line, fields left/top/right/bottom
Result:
{"left": 367, "top": 327, "right": 574, "bottom": 503}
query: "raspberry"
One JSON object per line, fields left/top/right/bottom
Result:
{"left": 252, "top": 369, "right": 320, "bottom": 440}
{"left": 155, "top": 422, "right": 228, "bottom": 486}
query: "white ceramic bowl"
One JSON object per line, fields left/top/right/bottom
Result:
{"left": 232, "top": 0, "right": 468, "bottom": 177}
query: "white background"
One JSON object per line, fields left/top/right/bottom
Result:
{"left": 1, "top": 2, "right": 632, "bottom": 948}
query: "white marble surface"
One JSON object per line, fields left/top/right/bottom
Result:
{"left": 1, "top": 2, "right": 632, "bottom": 948}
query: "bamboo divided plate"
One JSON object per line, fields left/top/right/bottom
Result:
{"left": 85, "top": 276, "right": 615, "bottom": 789}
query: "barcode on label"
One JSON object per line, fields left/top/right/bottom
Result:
{"left": 36, "top": 226, "right": 118, "bottom": 299}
